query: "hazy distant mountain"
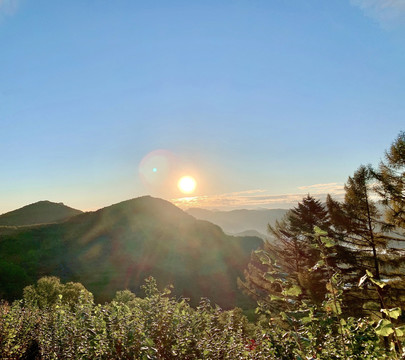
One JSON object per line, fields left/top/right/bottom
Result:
{"left": 0, "top": 196, "right": 261, "bottom": 308}
{"left": 0, "top": 201, "right": 82, "bottom": 226}
{"left": 232, "top": 229, "right": 267, "bottom": 239}
{"left": 186, "top": 208, "right": 288, "bottom": 238}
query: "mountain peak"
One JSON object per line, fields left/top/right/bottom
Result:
{"left": 0, "top": 201, "right": 82, "bottom": 226}
{"left": 94, "top": 196, "right": 192, "bottom": 220}
{"left": 0, "top": 195, "right": 262, "bottom": 308}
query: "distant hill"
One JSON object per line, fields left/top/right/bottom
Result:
{"left": 186, "top": 208, "right": 288, "bottom": 237}
{"left": 232, "top": 229, "right": 267, "bottom": 239}
{"left": 0, "top": 201, "right": 82, "bottom": 226}
{"left": 0, "top": 196, "right": 261, "bottom": 309}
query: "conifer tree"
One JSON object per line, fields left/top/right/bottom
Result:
{"left": 239, "top": 195, "right": 333, "bottom": 310}
{"left": 374, "top": 131, "right": 405, "bottom": 229}
{"left": 327, "top": 166, "right": 405, "bottom": 314}
{"left": 268, "top": 195, "right": 331, "bottom": 293}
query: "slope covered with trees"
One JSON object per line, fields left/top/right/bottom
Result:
{"left": 0, "top": 200, "right": 82, "bottom": 226}
{"left": 0, "top": 196, "right": 261, "bottom": 308}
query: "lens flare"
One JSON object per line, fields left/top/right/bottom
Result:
{"left": 139, "top": 149, "right": 175, "bottom": 188}
{"left": 178, "top": 176, "right": 197, "bottom": 194}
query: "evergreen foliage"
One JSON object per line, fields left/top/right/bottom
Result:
{"left": 237, "top": 132, "right": 405, "bottom": 358}
{"left": 374, "top": 132, "right": 405, "bottom": 229}
{"left": 327, "top": 165, "right": 405, "bottom": 315}
{"left": 239, "top": 195, "right": 333, "bottom": 309}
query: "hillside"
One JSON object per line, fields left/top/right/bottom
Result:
{"left": 186, "top": 207, "right": 288, "bottom": 237}
{"left": 0, "top": 201, "right": 82, "bottom": 226}
{"left": 0, "top": 196, "right": 261, "bottom": 308}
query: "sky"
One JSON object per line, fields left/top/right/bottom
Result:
{"left": 1, "top": 0, "right": 405, "bottom": 214}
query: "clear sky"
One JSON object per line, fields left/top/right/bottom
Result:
{"left": 1, "top": 0, "right": 404, "bottom": 214}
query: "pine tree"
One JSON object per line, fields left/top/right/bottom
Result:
{"left": 327, "top": 166, "right": 405, "bottom": 315}
{"left": 239, "top": 195, "right": 333, "bottom": 310}
{"left": 374, "top": 131, "right": 405, "bottom": 229}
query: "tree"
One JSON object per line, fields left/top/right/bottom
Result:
{"left": 327, "top": 166, "right": 405, "bottom": 314}
{"left": 239, "top": 195, "right": 333, "bottom": 310}
{"left": 374, "top": 131, "right": 405, "bottom": 229}
{"left": 23, "top": 276, "right": 93, "bottom": 309}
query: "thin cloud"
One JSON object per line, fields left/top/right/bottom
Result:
{"left": 351, "top": 0, "right": 405, "bottom": 27}
{"left": 226, "top": 189, "right": 268, "bottom": 195}
{"left": 0, "top": 0, "right": 19, "bottom": 16}
{"left": 298, "top": 182, "right": 345, "bottom": 194}
{"left": 171, "top": 185, "right": 345, "bottom": 210}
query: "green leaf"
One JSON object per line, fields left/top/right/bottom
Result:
{"left": 314, "top": 226, "right": 328, "bottom": 236}
{"left": 366, "top": 270, "right": 374, "bottom": 278}
{"left": 320, "top": 236, "right": 335, "bottom": 248}
{"left": 254, "top": 250, "right": 272, "bottom": 265}
{"left": 362, "top": 301, "right": 380, "bottom": 311}
{"left": 370, "top": 278, "right": 387, "bottom": 288}
{"left": 264, "top": 273, "right": 275, "bottom": 282}
{"left": 270, "top": 295, "right": 283, "bottom": 302}
{"left": 375, "top": 319, "right": 394, "bottom": 337}
{"left": 333, "top": 301, "right": 342, "bottom": 315}
{"left": 395, "top": 325, "right": 405, "bottom": 337}
{"left": 381, "top": 307, "right": 402, "bottom": 320}
{"left": 283, "top": 285, "right": 302, "bottom": 297}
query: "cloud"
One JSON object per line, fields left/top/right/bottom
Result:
{"left": 351, "top": 0, "right": 405, "bottom": 27}
{"left": 0, "top": 0, "right": 19, "bottom": 16}
{"left": 298, "top": 182, "right": 345, "bottom": 194}
{"left": 171, "top": 183, "right": 345, "bottom": 210}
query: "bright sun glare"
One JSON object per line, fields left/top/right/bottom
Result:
{"left": 178, "top": 176, "right": 197, "bottom": 194}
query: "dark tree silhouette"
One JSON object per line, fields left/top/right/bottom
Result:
{"left": 239, "top": 195, "right": 333, "bottom": 310}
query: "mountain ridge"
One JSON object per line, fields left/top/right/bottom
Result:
{"left": 0, "top": 196, "right": 261, "bottom": 309}
{"left": 0, "top": 200, "right": 83, "bottom": 226}
{"left": 186, "top": 207, "right": 288, "bottom": 236}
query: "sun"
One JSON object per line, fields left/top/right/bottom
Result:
{"left": 178, "top": 176, "right": 197, "bottom": 194}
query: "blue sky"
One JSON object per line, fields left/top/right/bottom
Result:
{"left": 1, "top": 0, "right": 404, "bottom": 213}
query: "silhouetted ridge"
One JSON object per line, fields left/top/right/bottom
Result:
{"left": 0, "top": 201, "right": 82, "bottom": 226}
{"left": 0, "top": 196, "right": 261, "bottom": 308}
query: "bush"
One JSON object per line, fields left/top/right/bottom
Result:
{"left": 0, "top": 276, "right": 403, "bottom": 359}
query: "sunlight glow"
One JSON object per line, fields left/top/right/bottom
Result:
{"left": 178, "top": 176, "right": 197, "bottom": 194}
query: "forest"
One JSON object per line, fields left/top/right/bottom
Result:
{"left": 1, "top": 131, "right": 405, "bottom": 359}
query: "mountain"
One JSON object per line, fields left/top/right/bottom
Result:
{"left": 0, "top": 201, "right": 82, "bottom": 226}
{"left": 0, "top": 196, "right": 262, "bottom": 309}
{"left": 232, "top": 229, "right": 267, "bottom": 239}
{"left": 186, "top": 208, "right": 288, "bottom": 237}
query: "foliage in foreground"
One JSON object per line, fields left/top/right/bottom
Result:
{"left": 1, "top": 132, "right": 404, "bottom": 359}
{"left": 0, "top": 276, "right": 402, "bottom": 359}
